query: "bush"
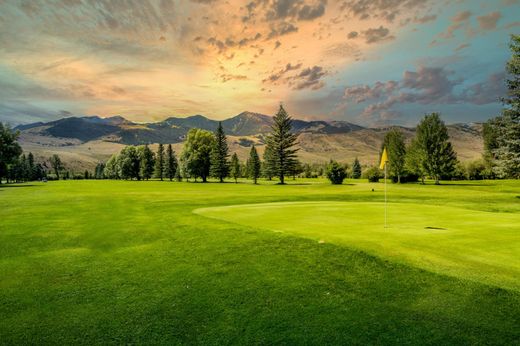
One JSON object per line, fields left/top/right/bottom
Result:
{"left": 392, "top": 170, "right": 419, "bottom": 183}
{"left": 363, "top": 166, "right": 382, "bottom": 182}
{"left": 325, "top": 160, "right": 347, "bottom": 184}
{"left": 466, "top": 160, "right": 487, "bottom": 180}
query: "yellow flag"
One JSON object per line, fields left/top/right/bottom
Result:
{"left": 379, "top": 147, "right": 388, "bottom": 170}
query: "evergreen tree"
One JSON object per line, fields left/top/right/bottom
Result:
{"left": 27, "top": 152, "right": 35, "bottom": 180}
{"left": 488, "top": 35, "right": 520, "bottom": 178}
{"left": 0, "top": 123, "right": 22, "bottom": 184}
{"left": 154, "top": 143, "right": 165, "bottom": 180}
{"left": 49, "top": 154, "right": 63, "bottom": 180}
{"left": 165, "top": 144, "right": 178, "bottom": 181}
{"left": 352, "top": 158, "right": 362, "bottom": 179}
{"left": 264, "top": 105, "right": 299, "bottom": 184}
{"left": 140, "top": 145, "right": 155, "bottom": 180}
{"left": 382, "top": 128, "right": 407, "bottom": 183}
{"left": 414, "top": 113, "right": 458, "bottom": 184}
{"left": 262, "top": 145, "right": 276, "bottom": 180}
{"left": 210, "top": 122, "right": 230, "bottom": 182}
{"left": 174, "top": 164, "right": 182, "bottom": 182}
{"left": 247, "top": 145, "right": 261, "bottom": 184}
{"left": 326, "top": 160, "right": 347, "bottom": 184}
{"left": 230, "top": 153, "right": 240, "bottom": 183}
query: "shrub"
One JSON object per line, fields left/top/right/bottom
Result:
{"left": 326, "top": 160, "right": 347, "bottom": 184}
{"left": 363, "top": 166, "right": 382, "bottom": 183}
{"left": 466, "top": 160, "right": 487, "bottom": 180}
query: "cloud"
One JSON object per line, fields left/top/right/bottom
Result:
{"left": 462, "top": 72, "right": 506, "bottom": 105}
{"left": 477, "top": 11, "right": 502, "bottom": 30}
{"left": 267, "top": 22, "right": 299, "bottom": 39}
{"left": 362, "top": 26, "right": 394, "bottom": 44}
{"left": 342, "top": 66, "right": 507, "bottom": 120}
{"left": 347, "top": 31, "right": 358, "bottom": 39}
{"left": 263, "top": 62, "right": 303, "bottom": 83}
{"left": 265, "top": 0, "right": 327, "bottom": 21}
{"left": 290, "top": 65, "right": 327, "bottom": 90}
{"left": 340, "top": 0, "right": 431, "bottom": 23}
{"left": 220, "top": 73, "right": 248, "bottom": 82}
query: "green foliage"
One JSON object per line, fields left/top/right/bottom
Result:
{"left": 465, "top": 160, "right": 488, "bottom": 180}
{"left": 139, "top": 145, "right": 155, "bottom": 180}
{"left": 382, "top": 128, "right": 406, "bottom": 183}
{"left": 104, "top": 154, "right": 120, "bottom": 179}
{"left": 230, "top": 153, "right": 240, "bottom": 183}
{"left": 0, "top": 123, "right": 22, "bottom": 183}
{"left": 181, "top": 128, "right": 215, "bottom": 182}
{"left": 352, "top": 157, "right": 362, "bottom": 179}
{"left": 262, "top": 145, "right": 276, "bottom": 180}
{"left": 363, "top": 166, "right": 382, "bottom": 182}
{"left": 94, "top": 162, "right": 105, "bottom": 179}
{"left": 119, "top": 146, "right": 141, "bottom": 180}
{"left": 487, "top": 35, "right": 520, "bottom": 178}
{"left": 325, "top": 160, "right": 347, "bottom": 184}
{"left": 154, "top": 143, "right": 165, "bottom": 180}
{"left": 210, "top": 122, "right": 230, "bottom": 182}
{"left": 165, "top": 144, "right": 178, "bottom": 181}
{"left": 246, "top": 145, "right": 261, "bottom": 184}
{"left": 264, "top": 105, "right": 299, "bottom": 184}
{"left": 413, "top": 113, "right": 458, "bottom": 184}
{"left": 49, "top": 154, "right": 64, "bottom": 180}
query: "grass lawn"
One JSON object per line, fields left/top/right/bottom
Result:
{"left": 1, "top": 179, "right": 519, "bottom": 344}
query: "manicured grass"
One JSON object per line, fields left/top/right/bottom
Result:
{"left": 1, "top": 179, "right": 519, "bottom": 344}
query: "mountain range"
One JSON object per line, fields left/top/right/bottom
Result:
{"left": 15, "top": 112, "right": 484, "bottom": 171}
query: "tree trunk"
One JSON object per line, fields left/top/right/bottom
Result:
{"left": 397, "top": 174, "right": 401, "bottom": 184}
{"left": 280, "top": 173, "right": 285, "bottom": 184}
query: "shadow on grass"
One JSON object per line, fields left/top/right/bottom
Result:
{"left": 0, "top": 184, "right": 38, "bottom": 189}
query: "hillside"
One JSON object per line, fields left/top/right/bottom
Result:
{"left": 16, "top": 113, "right": 484, "bottom": 171}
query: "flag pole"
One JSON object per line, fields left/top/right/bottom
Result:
{"left": 384, "top": 163, "right": 387, "bottom": 228}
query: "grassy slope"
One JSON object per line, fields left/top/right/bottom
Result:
{"left": 0, "top": 180, "right": 519, "bottom": 344}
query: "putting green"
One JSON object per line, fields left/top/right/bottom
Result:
{"left": 195, "top": 201, "right": 520, "bottom": 290}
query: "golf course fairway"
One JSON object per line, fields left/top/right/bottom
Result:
{"left": 195, "top": 201, "right": 520, "bottom": 290}
{"left": 1, "top": 180, "right": 519, "bottom": 344}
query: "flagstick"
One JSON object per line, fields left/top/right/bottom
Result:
{"left": 384, "top": 163, "right": 387, "bottom": 228}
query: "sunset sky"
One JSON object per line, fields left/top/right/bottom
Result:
{"left": 0, "top": 0, "right": 519, "bottom": 126}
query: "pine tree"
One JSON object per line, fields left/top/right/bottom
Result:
{"left": 352, "top": 158, "right": 362, "bottom": 179}
{"left": 247, "top": 145, "right": 261, "bottom": 184}
{"left": 27, "top": 152, "right": 35, "bottom": 181}
{"left": 488, "top": 35, "right": 520, "bottom": 178}
{"left": 262, "top": 145, "right": 276, "bottom": 180}
{"left": 414, "top": 113, "right": 458, "bottom": 184}
{"left": 264, "top": 105, "right": 299, "bottom": 184}
{"left": 382, "top": 128, "right": 407, "bottom": 183}
{"left": 230, "top": 153, "right": 240, "bottom": 183}
{"left": 174, "top": 164, "right": 182, "bottom": 182}
{"left": 140, "top": 145, "right": 155, "bottom": 180}
{"left": 165, "top": 144, "right": 178, "bottom": 181}
{"left": 210, "top": 122, "right": 230, "bottom": 182}
{"left": 154, "top": 143, "right": 165, "bottom": 180}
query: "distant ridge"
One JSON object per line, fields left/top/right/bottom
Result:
{"left": 16, "top": 112, "right": 484, "bottom": 171}
{"left": 15, "top": 111, "right": 366, "bottom": 144}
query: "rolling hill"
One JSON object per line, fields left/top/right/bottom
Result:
{"left": 15, "top": 112, "right": 484, "bottom": 171}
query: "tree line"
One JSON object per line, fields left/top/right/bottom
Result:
{"left": 96, "top": 105, "right": 298, "bottom": 184}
